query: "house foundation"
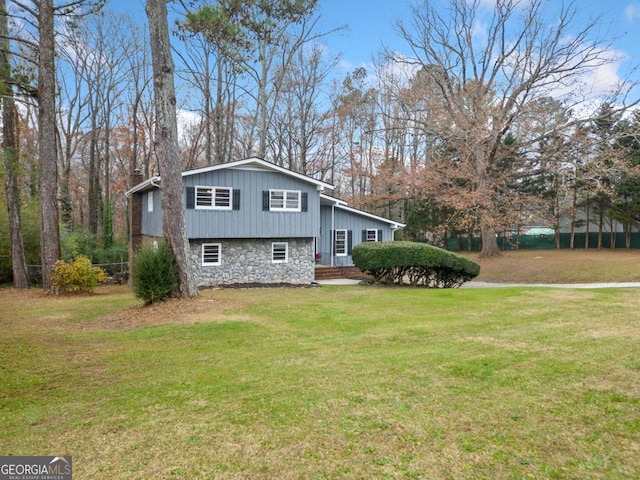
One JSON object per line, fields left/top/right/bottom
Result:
{"left": 189, "top": 238, "right": 314, "bottom": 287}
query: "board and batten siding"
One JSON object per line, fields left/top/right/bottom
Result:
{"left": 140, "top": 188, "right": 163, "bottom": 237}
{"left": 184, "top": 168, "right": 320, "bottom": 239}
{"left": 318, "top": 204, "right": 396, "bottom": 266}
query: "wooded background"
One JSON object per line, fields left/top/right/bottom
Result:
{"left": 2, "top": 0, "right": 640, "bottom": 287}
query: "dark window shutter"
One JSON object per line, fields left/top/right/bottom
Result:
{"left": 301, "top": 192, "right": 308, "bottom": 212}
{"left": 347, "top": 230, "right": 353, "bottom": 255}
{"left": 362, "top": 230, "right": 367, "bottom": 242}
{"left": 331, "top": 230, "right": 335, "bottom": 252}
{"left": 186, "top": 186, "right": 195, "bottom": 209}
{"left": 263, "top": 191, "right": 270, "bottom": 211}
{"left": 233, "top": 189, "right": 240, "bottom": 210}
{"left": 378, "top": 229, "right": 383, "bottom": 241}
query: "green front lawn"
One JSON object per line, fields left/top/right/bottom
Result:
{"left": 1, "top": 285, "right": 638, "bottom": 479}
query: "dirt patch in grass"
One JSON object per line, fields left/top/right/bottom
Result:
{"left": 81, "top": 296, "right": 216, "bottom": 330}
{"left": 81, "top": 293, "right": 256, "bottom": 331}
{"left": 0, "top": 287, "right": 254, "bottom": 332}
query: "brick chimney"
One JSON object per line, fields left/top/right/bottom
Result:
{"left": 129, "top": 169, "right": 144, "bottom": 278}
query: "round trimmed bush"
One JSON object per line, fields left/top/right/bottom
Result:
{"left": 352, "top": 241, "right": 480, "bottom": 287}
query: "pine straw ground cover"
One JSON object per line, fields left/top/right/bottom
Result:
{"left": 1, "top": 254, "right": 639, "bottom": 479}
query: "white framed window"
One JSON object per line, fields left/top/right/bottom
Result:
{"left": 272, "top": 242, "right": 288, "bottom": 263}
{"left": 335, "top": 229, "right": 347, "bottom": 256}
{"left": 195, "top": 186, "right": 233, "bottom": 210}
{"left": 366, "top": 229, "right": 379, "bottom": 242}
{"left": 270, "top": 189, "right": 301, "bottom": 212}
{"left": 202, "top": 243, "right": 221, "bottom": 266}
{"left": 147, "top": 191, "right": 154, "bottom": 212}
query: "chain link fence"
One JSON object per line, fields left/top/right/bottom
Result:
{"left": 26, "top": 262, "right": 129, "bottom": 287}
{"left": 448, "top": 232, "right": 640, "bottom": 251}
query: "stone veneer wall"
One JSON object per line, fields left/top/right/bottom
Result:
{"left": 189, "top": 238, "right": 315, "bottom": 287}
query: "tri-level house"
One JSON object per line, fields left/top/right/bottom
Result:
{"left": 127, "top": 157, "right": 404, "bottom": 287}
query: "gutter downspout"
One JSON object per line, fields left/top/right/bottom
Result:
{"left": 331, "top": 204, "right": 335, "bottom": 267}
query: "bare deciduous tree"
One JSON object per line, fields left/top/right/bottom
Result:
{"left": 394, "top": 0, "right": 639, "bottom": 257}
{"left": 8, "top": 0, "right": 104, "bottom": 290}
{"left": 175, "top": 32, "right": 239, "bottom": 167}
{"left": 269, "top": 44, "right": 338, "bottom": 175}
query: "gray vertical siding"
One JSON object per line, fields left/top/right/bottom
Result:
{"left": 140, "top": 188, "right": 163, "bottom": 237}
{"left": 318, "top": 204, "right": 397, "bottom": 266}
{"left": 184, "top": 168, "right": 320, "bottom": 238}
{"left": 137, "top": 166, "right": 402, "bottom": 270}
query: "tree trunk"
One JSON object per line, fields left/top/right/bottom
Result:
{"left": 88, "top": 126, "right": 102, "bottom": 235}
{"left": 257, "top": 43, "right": 270, "bottom": 158}
{"left": 3, "top": 101, "right": 29, "bottom": 288}
{"left": 585, "top": 196, "right": 590, "bottom": 249}
{"left": 598, "top": 209, "right": 603, "bottom": 249}
{"left": 146, "top": 0, "right": 198, "bottom": 298}
{"left": 476, "top": 148, "right": 500, "bottom": 258}
{"left": 38, "top": 0, "right": 61, "bottom": 291}
{"left": 625, "top": 222, "right": 631, "bottom": 249}
{"left": 102, "top": 108, "right": 113, "bottom": 248}
{"left": 570, "top": 187, "right": 577, "bottom": 249}
{"left": 610, "top": 218, "right": 616, "bottom": 250}
{"left": 479, "top": 223, "right": 500, "bottom": 258}
{"left": 0, "top": 0, "right": 28, "bottom": 288}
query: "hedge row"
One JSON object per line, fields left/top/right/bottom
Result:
{"left": 352, "top": 241, "right": 480, "bottom": 288}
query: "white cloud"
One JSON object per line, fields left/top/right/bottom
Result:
{"left": 177, "top": 109, "right": 202, "bottom": 142}
{"left": 540, "top": 45, "right": 631, "bottom": 119}
{"left": 588, "top": 58, "right": 624, "bottom": 95}
{"left": 625, "top": 3, "right": 640, "bottom": 22}
{"left": 477, "top": 0, "right": 530, "bottom": 10}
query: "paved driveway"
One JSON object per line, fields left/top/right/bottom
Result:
{"left": 316, "top": 279, "right": 640, "bottom": 288}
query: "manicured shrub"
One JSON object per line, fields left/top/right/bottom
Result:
{"left": 51, "top": 255, "right": 107, "bottom": 294}
{"left": 132, "top": 241, "right": 178, "bottom": 304}
{"left": 352, "top": 241, "right": 480, "bottom": 287}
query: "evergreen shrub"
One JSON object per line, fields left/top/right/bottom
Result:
{"left": 132, "top": 241, "right": 178, "bottom": 304}
{"left": 61, "top": 228, "right": 128, "bottom": 264}
{"left": 352, "top": 241, "right": 480, "bottom": 287}
{"left": 51, "top": 255, "right": 107, "bottom": 294}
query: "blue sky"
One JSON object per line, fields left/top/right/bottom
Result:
{"left": 110, "top": 0, "right": 640, "bottom": 67}
{"left": 107, "top": 0, "right": 640, "bottom": 102}
{"left": 315, "top": 0, "right": 640, "bottom": 82}
{"left": 311, "top": 0, "right": 640, "bottom": 109}
{"left": 315, "top": 0, "right": 409, "bottom": 68}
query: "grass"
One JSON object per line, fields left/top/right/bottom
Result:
{"left": 464, "top": 249, "right": 640, "bottom": 284}
{"left": 1, "top": 253, "right": 640, "bottom": 479}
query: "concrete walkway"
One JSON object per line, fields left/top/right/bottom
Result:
{"left": 462, "top": 281, "right": 640, "bottom": 289}
{"left": 314, "top": 279, "right": 363, "bottom": 285}
{"left": 315, "top": 279, "right": 640, "bottom": 288}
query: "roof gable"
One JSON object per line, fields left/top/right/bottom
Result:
{"left": 321, "top": 194, "right": 405, "bottom": 229}
{"left": 125, "top": 157, "right": 334, "bottom": 197}
{"left": 124, "top": 175, "right": 161, "bottom": 197}
{"left": 182, "top": 157, "right": 333, "bottom": 191}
